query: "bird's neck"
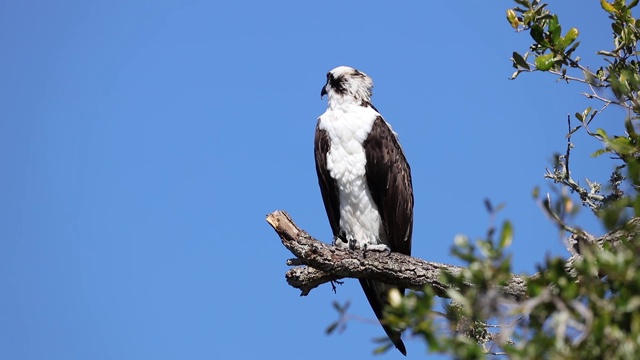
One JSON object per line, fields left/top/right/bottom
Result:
{"left": 327, "top": 93, "right": 370, "bottom": 111}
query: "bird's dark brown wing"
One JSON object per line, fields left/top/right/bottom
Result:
{"left": 314, "top": 122, "right": 340, "bottom": 236}
{"left": 363, "top": 116, "right": 414, "bottom": 256}
{"left": 360, "top": 115, "right": 414, "bottom": 356}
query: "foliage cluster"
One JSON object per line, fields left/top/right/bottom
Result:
{"left": 379, "top": 1, "right": 640, "bottom": 358}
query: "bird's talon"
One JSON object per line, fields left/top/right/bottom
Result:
{"left": 332, "top": 230, "right": 349, "bottom": 246}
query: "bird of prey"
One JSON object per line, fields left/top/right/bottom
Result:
{"left": 314, "top": 66, "right": 414, "bottom": 355}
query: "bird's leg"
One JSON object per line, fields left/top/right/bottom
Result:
{"left": 349, "top": 237, "right": 359, "bottom": 251}
{"left": 332, "top": 229, "right": 349, "bottom": 247}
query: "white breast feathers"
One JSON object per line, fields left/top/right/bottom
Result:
{"left": 318, "top": 105, "right": 387, "bottom": 249}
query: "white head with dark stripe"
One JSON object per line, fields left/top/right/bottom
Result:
{"left": 321, "top": 66, "right": 373, "bottom": 105}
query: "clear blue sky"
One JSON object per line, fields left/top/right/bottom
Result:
{"left": 1, "top": 1, "right": 622, "bottom": 359}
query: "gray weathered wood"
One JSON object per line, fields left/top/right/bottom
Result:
{"left": 267, "top": 210, "right": 528, "bottom": 299}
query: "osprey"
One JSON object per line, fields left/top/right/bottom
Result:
{"left": 314, "top": 66, "right": 413, "bottom": 355}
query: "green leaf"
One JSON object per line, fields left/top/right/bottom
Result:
{"left": 506, "top": 9, "right": 519, "bottom": 28}
{"left": 607, "top": 136, "right": 636, "bottom": 155}
{"left": 575, "top": 112, "right": 584, "bottom": 121}
{"left": 625, "top": 118, "right": 638, "bottom": 139}
{"left": 535, "top": 53, "right": 555, "bottom": 71}
{"left": 532, "top": 186, "right": 540, "bottom": 199}
{"left": 499, "top": 221, "right": 514, "bottom": 248}
{"left": 563, "top": 27, "right": 579, "bottom": 48}
{"left": 591, "top": 148, "right": 608, "bottom": 158}
{"left": 548, "top": 15, "right": 561, "bottom": 45}
{"left": 581, "top": 107, "right": 593, "bottom": 122}
{"left": 601, "top": 0, "right": 616, "bottom": 13}
{"left": 612, "top": 22, "right": 623, "bottom": 35}
{"left": 630, "top": 0, "right": 640, "bottom": 9}
{"left": 596, "top": 128, "right": 608, "bottom": 139}
{"left": 373, "top": 343, "right": 393, "bottom": 354}
{"left": 530, "top": 23, "right": 546, "bottom": 45}
{"left": 512, "top": 51, "right": 530, "bottom": 70}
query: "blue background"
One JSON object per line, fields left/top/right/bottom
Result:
{"left": 1, "top": 1, "right": 621, "bottom": 358}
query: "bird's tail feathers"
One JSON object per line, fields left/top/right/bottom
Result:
{"left": 358, "top": 279, "right": 407, "bottom": 356}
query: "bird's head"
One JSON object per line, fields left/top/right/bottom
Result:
{"left": 321, "top": 66, "right": 373, "bottom": 104}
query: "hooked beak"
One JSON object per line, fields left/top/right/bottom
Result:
{"left": 320, "top": 85, "right": 328, "bottom": 99}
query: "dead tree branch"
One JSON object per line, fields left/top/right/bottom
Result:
{"left": 266, "top": 210, "right": 528, "bottom": 300}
